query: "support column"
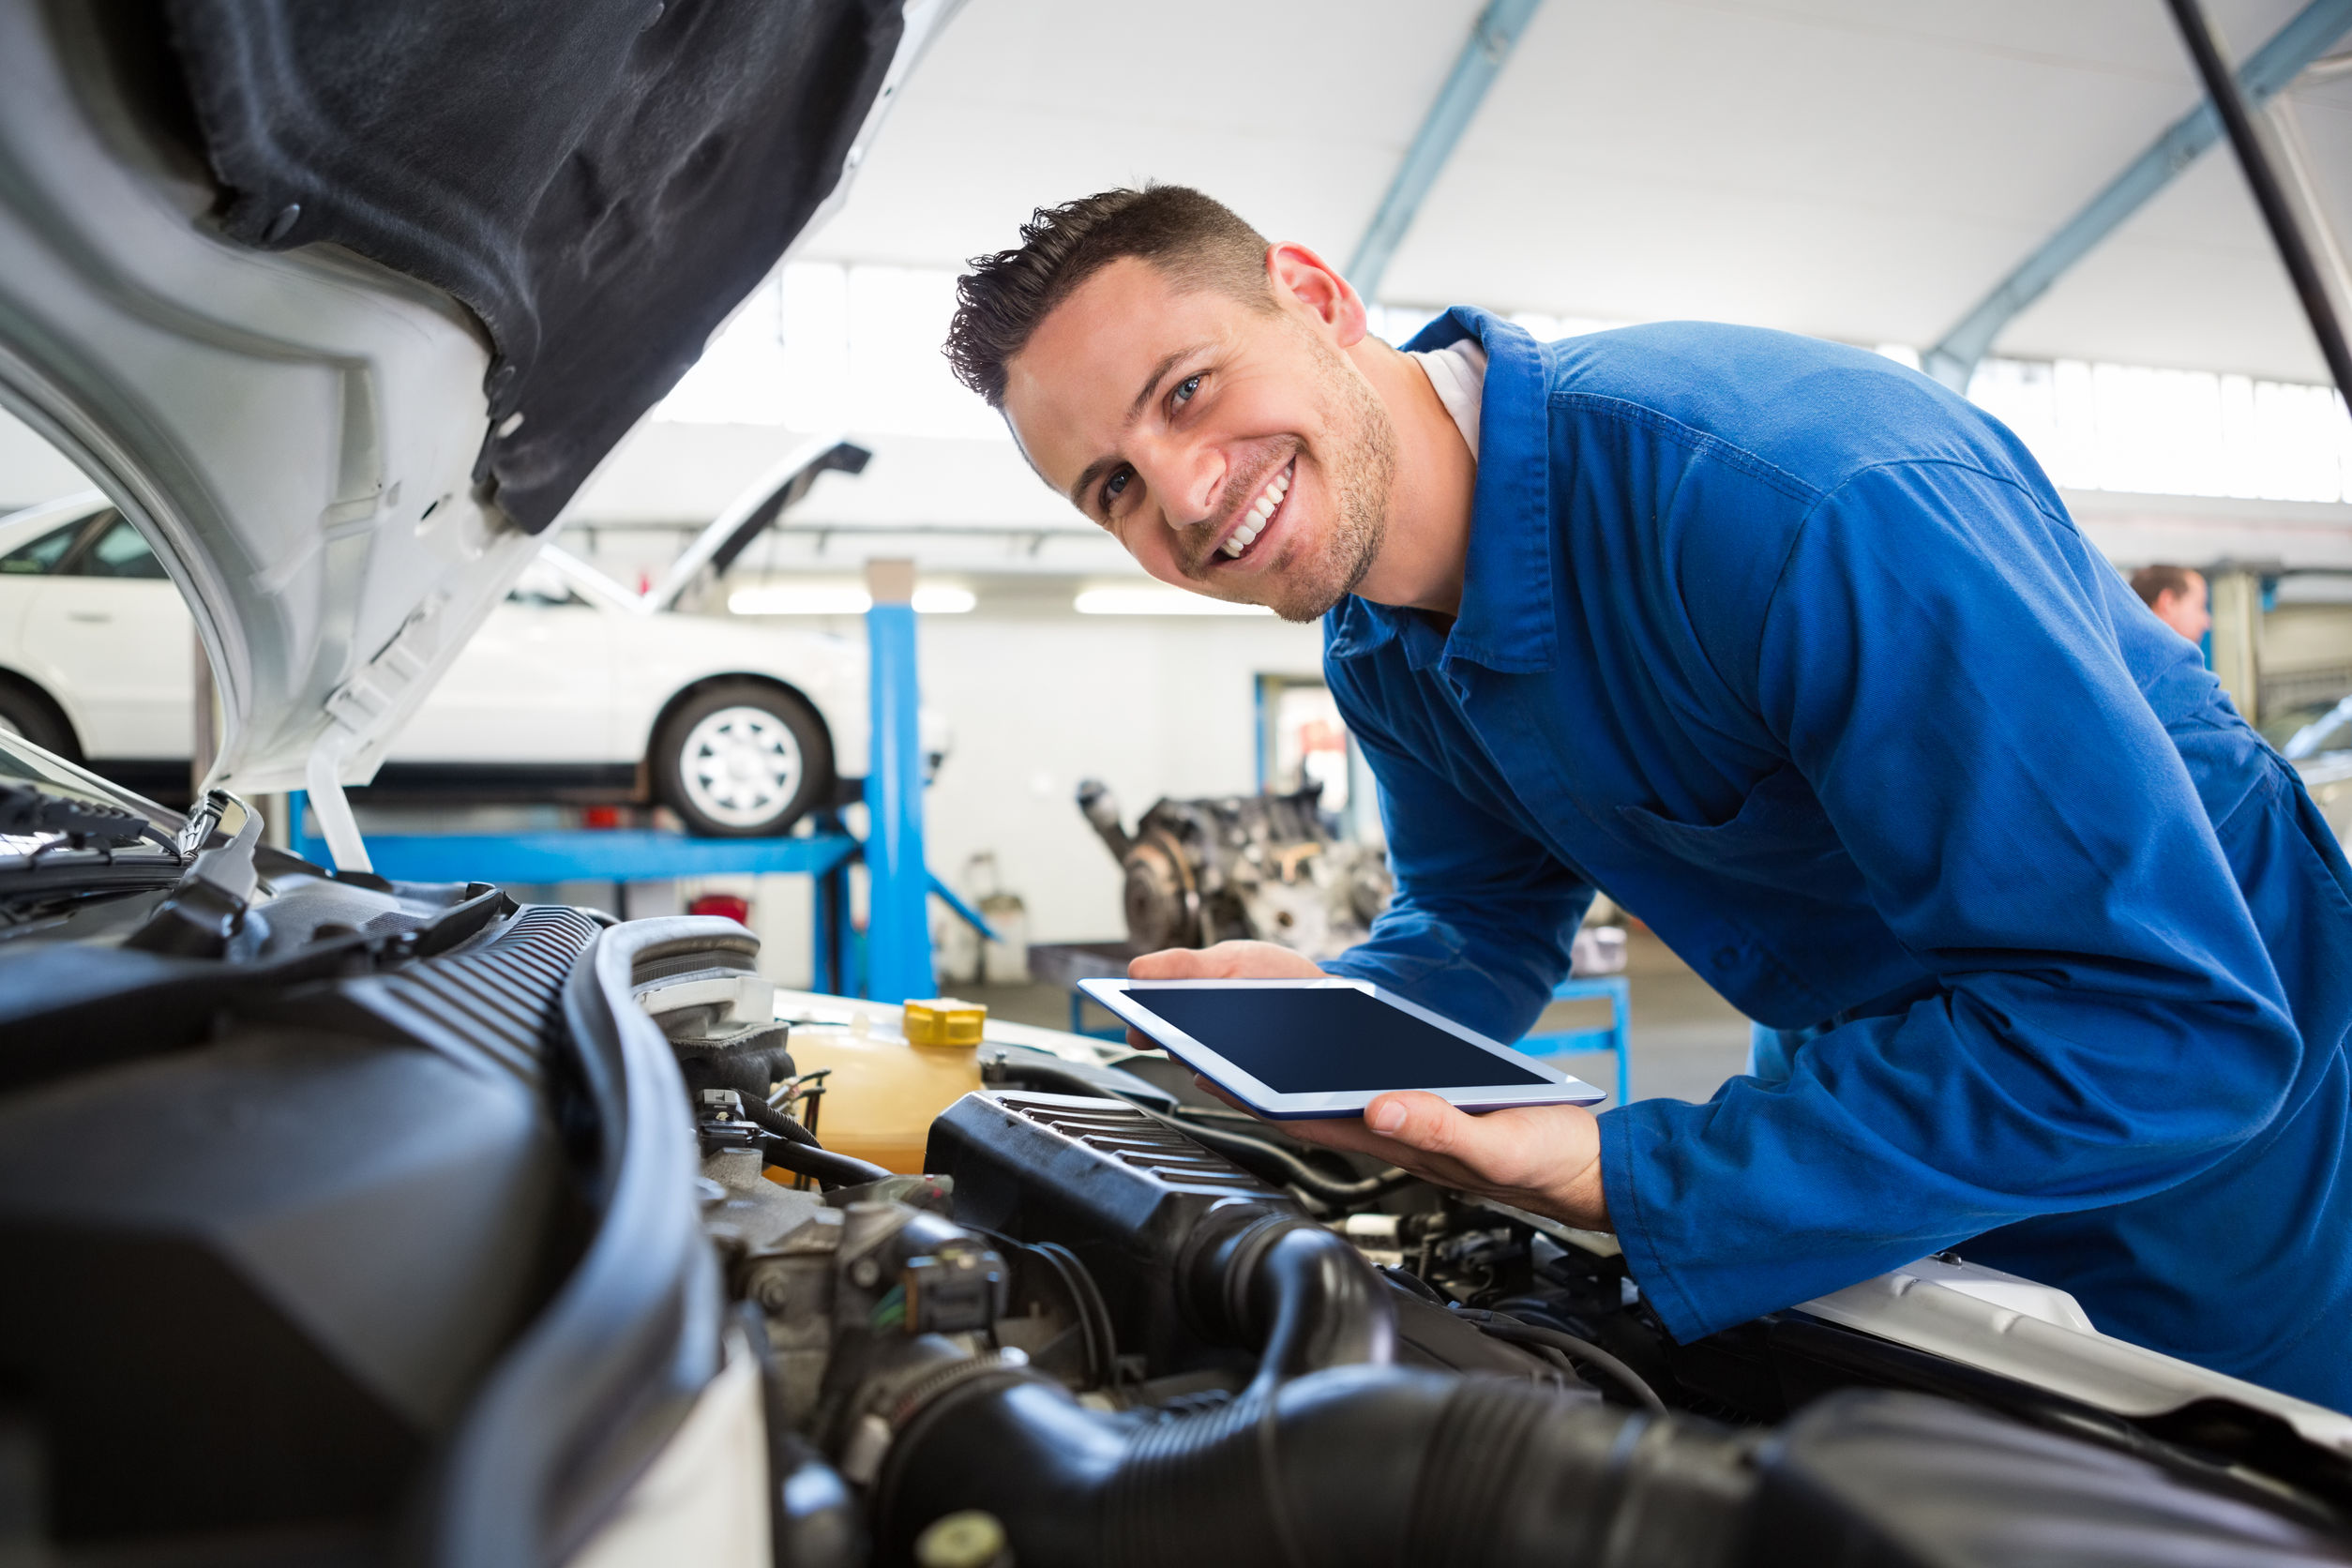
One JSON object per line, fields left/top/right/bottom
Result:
{"left": 862, "top": 559, "right": 933, "bottom": 1003}
{"left": 190, "top": 626, "right": 217, "bottom": 797}
{"left": 2209, "top": 568, "right": 2264, "bottom": 721}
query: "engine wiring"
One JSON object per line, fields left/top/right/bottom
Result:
{"left": 1455, "top": 1308, "right": 1669, "bottom": 1417}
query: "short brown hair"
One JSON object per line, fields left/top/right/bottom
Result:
{"left": 944, "top": 185, "right": 1272, "bottom": 406}
{"left": 2131, "top": 564, "right": 2200, "bottom": 608}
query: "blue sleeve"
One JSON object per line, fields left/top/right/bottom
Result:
{"left": 1320, "top": 666, "right": 1593, "bottom": 1042}
{"left": 1602, "top": 460, "right": 2304, "bottom": 1341}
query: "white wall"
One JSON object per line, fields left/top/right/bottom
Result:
{"left": 914, "top": 611, "right": 1325, "bottom": 944}
{"left": 0, "top": 407, "right": 93, "bottom": 511}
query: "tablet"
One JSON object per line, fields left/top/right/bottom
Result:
{"left": 1077, "top": 976, "right": 1607, "bottom": 1120}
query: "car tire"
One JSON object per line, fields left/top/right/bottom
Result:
{"left": 0, "top": 675, "right": 78, "bottom": 760}
{"left": 652, "top": 682, "right": 833, "bottom": 838}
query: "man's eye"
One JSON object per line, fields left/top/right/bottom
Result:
{"left": 1102, "top": 469, "right": 1131, "bottom": 507}
{"left": 1172, "top": 374, "right": 1201, "bottom": 406}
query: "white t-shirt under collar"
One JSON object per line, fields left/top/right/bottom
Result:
{"left": 1407, "top": 338, "right": 1488, "bottom": 459}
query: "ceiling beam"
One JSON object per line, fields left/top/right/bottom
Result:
{"left": 1347, "top": 0, "right": 1545, "bottom": 302}
{"left": 1922, "top": 0, "right": 2352, "bottom": 390}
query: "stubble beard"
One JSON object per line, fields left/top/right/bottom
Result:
{"left": 1266, "top": 335, "right": 1397, "bottom": 625}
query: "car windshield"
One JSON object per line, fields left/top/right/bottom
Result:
{"left": 0, "top": 731, "right": 179, "bottom": 873}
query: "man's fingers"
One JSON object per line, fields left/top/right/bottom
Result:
{"left": 1127, "top": 946, "right": 1212, "bottom": 980}
{"left": 1364, "top": 1092, "right": 1467, "bottom": 1156}
{"left": 1127, "top": 941, "right": 1328, "bottom": 982}
{"left": 1359, "top": 1097, "right": 1583, "bottom": 1192}
{"left": 1279, "top": 1111, "right": 1401, "bottom": 1159}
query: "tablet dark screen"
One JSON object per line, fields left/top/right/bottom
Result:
{"left": 1133, "top": 986, "right": 1547, "bottom": 1093}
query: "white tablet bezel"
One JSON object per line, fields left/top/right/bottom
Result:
{"left": 1077, "top": 976, "right": 1607, "bottom": 1120}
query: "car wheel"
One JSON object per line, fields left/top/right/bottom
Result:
{"left": 652, "top": 683, "right": 833, "bottom": 837}
{"left": 0, "top": 677, "right": 77, "bottom": 759}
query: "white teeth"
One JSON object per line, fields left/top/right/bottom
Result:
{"left": 1219, "top": 463, "right": 1290, "bottom": 560}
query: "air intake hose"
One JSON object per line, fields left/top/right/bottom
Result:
{"left": 869, "top": 1213, "right": 1754, "bottom": 1568}
{"left": 1184, "top": 1212, "right": 1395, "bottom": 1397}
{"left": 873, "top": 1365, "right": 1754, "bottom": 1568}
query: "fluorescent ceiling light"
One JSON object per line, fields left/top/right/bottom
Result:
{"left": 1073, "top": 586, "right": 1274, "bottom": 616}
{"left": 729, "top": 583, "right": 976, "bottom": 615}
{"left": 912, "top": 586, "right": 977, "bottom": 614}
{"left": 730, "top": 585, "right": 868, "bottom": 615}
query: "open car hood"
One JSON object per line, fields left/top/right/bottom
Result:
{"left": 0, "top": 0, "right": 950, "bottom": 861}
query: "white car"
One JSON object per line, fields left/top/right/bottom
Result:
{"left": 0, "top": 476, "right": 932, "bottom": 837}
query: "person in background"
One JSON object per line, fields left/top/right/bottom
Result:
{"left": 2132, "top": 564, "right": 2211, "bottom": 644}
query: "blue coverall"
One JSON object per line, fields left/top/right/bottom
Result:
{"left": 1319, "top": 308, "right": 2352, "bottom": 1410}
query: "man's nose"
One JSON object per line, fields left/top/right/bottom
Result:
{"left": 1138, "top": 436, "right": 1224, "bottom": 530}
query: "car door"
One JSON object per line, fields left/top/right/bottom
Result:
{"left": 18, "top": 512, "right": 193, "bottom": 761}
{"left": 0, "top": 512, "right": 91, "bottom": 677}
{"left": 390, "top": 569, "right": 618, "bottom": 762}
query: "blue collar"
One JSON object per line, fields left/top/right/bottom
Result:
{"left": 1322, "top": 307, "right": 1558, "bottom": 675}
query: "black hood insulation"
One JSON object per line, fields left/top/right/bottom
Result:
{"left": 159, "top": 0, "right": 905, "bottom": 532}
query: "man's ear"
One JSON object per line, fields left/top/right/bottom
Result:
{"left": 1266, "top": 241, "right": 1368, "bottom": 348}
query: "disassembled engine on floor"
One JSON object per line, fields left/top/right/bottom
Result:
{"left": 1076, "top": 778, "right": 1394, "bottom": 958}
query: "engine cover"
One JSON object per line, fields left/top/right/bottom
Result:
{"left": 925, "top": 1091, "right": 1302, "bottom": 1376}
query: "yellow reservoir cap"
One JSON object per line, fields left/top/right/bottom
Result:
{"left": 901, "top": 998, "right": 987, "bottom": 1048}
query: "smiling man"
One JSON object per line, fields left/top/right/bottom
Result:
{"left": 943, "top": 185, "right": 2352, "bottom": 1408}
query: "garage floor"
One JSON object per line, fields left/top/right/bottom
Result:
{"left": 962, "top": 925, "right": 1753, "bottom": 1108}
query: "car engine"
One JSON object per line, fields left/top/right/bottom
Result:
{"left": 663, "top": 974, "right": 2352, "bottom": 1568}
{"left": 8, "top": 880, "right": 2352, "bottom": 1568}
{"left": 1075, "top": 778, "right": 1395, "bottom": 959}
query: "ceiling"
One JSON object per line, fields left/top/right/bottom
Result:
{"left": 803, "top": 0, "right": 2352, "bottom": 384}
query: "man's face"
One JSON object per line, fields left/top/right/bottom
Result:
{"left": 1001, "top": 254, "right": 1395, "bottom": 624}
{"left": 2155, "top": 572, "right": 2211, "bottom": 643}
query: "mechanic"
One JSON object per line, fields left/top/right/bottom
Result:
{"left": 2131, "top": 563, "right": 2214, "bottom": 645}
{"left": 942, "top": 186, "right": 2352, "bottom": 1409}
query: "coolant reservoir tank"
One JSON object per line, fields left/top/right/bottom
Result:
{"left": 784, "top": 1002, "right": 988, "bottom": 1174}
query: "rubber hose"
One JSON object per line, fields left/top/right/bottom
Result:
{"left": 1158, "top": 1111, "right": 1417, "bottom": 1208}
{"left": 875, "top": 1364, "right": 1754, "bottom": 1568}
{"left": 754, "top": 1130, "right": 892, "bottom": 1189}
{"left": 735, "top": 1091, "right": 822, "bottom": 1147}
{"left": 1466, "top": 1316, "right": 1667, "bottom": 1418}
{"left": 1184, "top": 1216, "right": 1395, "bottom": 1399}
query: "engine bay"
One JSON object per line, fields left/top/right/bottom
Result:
{"left": 5, "top": 883, "right": 2352, "bottom": 1567}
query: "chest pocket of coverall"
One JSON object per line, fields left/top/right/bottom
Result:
{"left": 1615, "top": 763, "right": 1857, "bottom": 897}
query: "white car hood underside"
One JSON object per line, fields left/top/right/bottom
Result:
{"left": 0, "top": 2, "right": 951, "bottom": 864}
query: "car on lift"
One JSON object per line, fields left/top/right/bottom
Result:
{"left": 0, "top": 449, "right": 937, "bottom": 837}
{"left": 3, "top": 4, "right": 2350, "bottom": 1567}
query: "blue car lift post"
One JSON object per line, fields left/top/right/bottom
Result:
{"left": 294, "top": 558, "right": 967, "bottom": 1003}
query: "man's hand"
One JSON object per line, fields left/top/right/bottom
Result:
{"left": 1278, "top": 1093, "right": 1610, "bottom": 1233}
{"left": 1122, "top": 941, "right": 1324, "bottom": 1051}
